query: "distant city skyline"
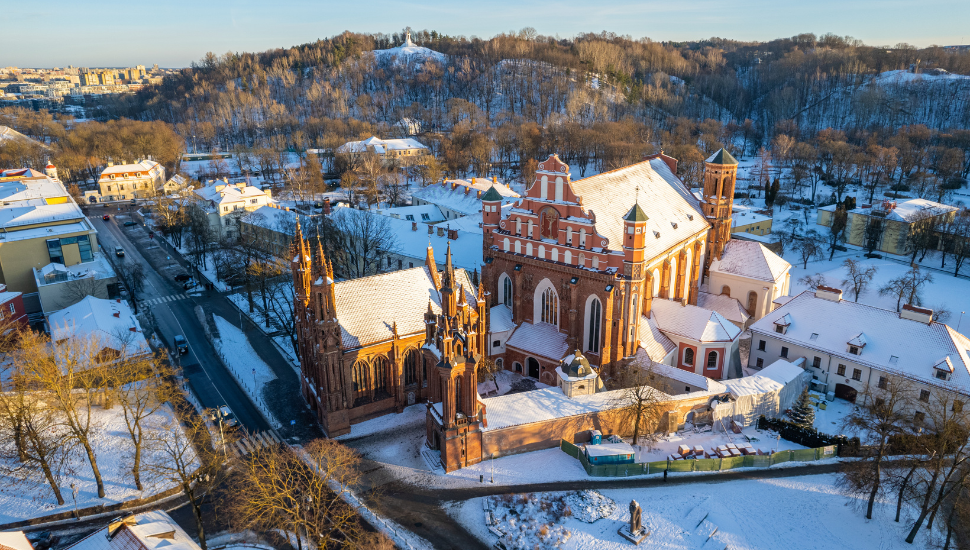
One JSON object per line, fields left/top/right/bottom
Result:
{"left": 3, "top": 0, "right": 968, "bottom": 67}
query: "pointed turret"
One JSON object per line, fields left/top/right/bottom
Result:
{"left": 443, "top": 242, "right": 455, "bottom": 289}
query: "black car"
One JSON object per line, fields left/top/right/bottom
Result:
{"left": 123, "top": 220, "right": 137, "bottom": 227}
{"left": 174, "top": 273, "right": 192, "bottom": 282}
{"left": 173, "top": 335, "right": 188, "bottom": 355}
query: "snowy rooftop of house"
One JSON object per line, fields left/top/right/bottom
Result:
{"left": 411, "top": 179, "right": 519, "bottom": 217}
{"left": 490, "top": 304, "right": 514, "bottom": 333}
{"left": 0, "top": 532, "right": 33, "bottom": 550}
{"left": 505, "top": 321, "right": 569, "bottom": 361}
{"left": 379, "top": 204, "right": 445, "bottom": 224}
{"left": 567, "top": 158, "right": 709, "bottom": 258}
{"left": 193, "top": 181, "right": 270, "bottom": 208}
{"left": 47, "top": 295, "right": 149, "bottom": 353}
{"left": 651, "top": 298, "right": 741, "bottom": 343}
{"left": 638, "top": 313, "right": 677, "bottom": 362}
{"left": 65, "top": 510, "right": 200, "bottom": 550}
{"left": 750, "top": 290, "right": 970, "bottom": 394}
{"left": 731, "top": 204, "right": 773, "bottom": 227}
{"left": 0, "top": 174, "right": 69, "bottom": 203}
{"left": 722, "top": 359, "right": 807, "bottom": 398}
{"left": 637, "top": 354, "right": 728, "bottom": 394}
{"left": 336, "top": 136, "right": 429, "bottom": 154}
{"left": 240, "top": 205, "right": 301, "bottom": 232}
{"left": 481, "top": 386, "right": 657, "bottom": 431}
{"left": 819, "top": 198, "right": 958, "bottom": 223}
{"left": 697, "top": 291, "right": 751, "bottom": 326}
{"left": 445, "top": 214, "right": 486, "bottom": 234}
{"left": 710, "top": 239, "right": 790, "bottom": 283}
{"left": 34, "top": 254, "right": 116, "bottom": 288}
{"left": 333, "top": 206, "right": 482, "bottom": 271}
{"left": 331, "top": 266, "right": 476, "bottom": 349}
{"left": 99, "top": 159, "right": 161, "bottom": 176}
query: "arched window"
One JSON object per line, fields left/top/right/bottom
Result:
{"left": 496, "top": 358, "right": 504, "bottom": 370}
{"left": 707, "top": 351, "right": 718, "bottom": 370}
{"left": 503, "top": 238, "right": 510, "bottom": 252}
{"left": 585, "top": 296, "right": 602, "bottom": 354}
{"left": 404, "top": 349, "right": 418, "bottom": 386}
{"left": 373, "top": 356, "right": 390, "bottom": 399}
{"left": 653, "top": 268, "right": 661, "bottom": 297}
{"left": 578, "top": 253, "right": 585, "bottom": 267}
{"left": 526, "top": 243, "right": 533, "bottom": 256}
{"left": 555, "top": 176, "right": 564, "bottom": 202}
{"left": 516, "top": 218, "right": 522, "bottom": 235}
{"left": 515, "top": 240, "right": 522, "bottom": 254}
{"left": 721, "top": 285, "right": 731, "bottom": 297}
{"left": 684, "top": 249, "right": 693, "bottom": 290}
{"left": 579, "top": 228, "right": 587, "bottom": 248}
{"left": 669, "top": 257, "right": 677, "bottom": 299}
{"left": 514, "top": 362, "right": 523, "bottom": 373}
{"left": 540, "top": 175, "right": 548, "bottom": 199}
{"left": 455, "top": 375, "right": 463, "bottom": 414}
{"left": 564, "top": 250, "right": 572, "bottom": 264}
{"left": 592, "top": 256, "right": 599, "bottom": 269}
{"left": 502, "top": 275, "right": 513, "bottom": 308}
{"left": 631, "top": 294, "right": 638, "bottom": 318}
{"left": 747, "top": 291, "right": 758, "bottom": 315}
{"left": 551, "top": 248, "right": 559, "bottom": 263}
{"left": 541, "top": 286, "right": 558, "bottom": 325}
{"left": 540, "top": 207, "right": 560, "bottom": 240}
{"left": 566, "top": 226, "right": 573, "bottom": 244}
{"left": 538, "top": 245, "right": 545, "bottom": 259}
{"left": 352, "top": 361, "right": 368, "bottom": 394}
{"left": 684, "top": 348, "right": 694, "bottom": 365}
{"left": 528, "top": 220, "right": 534, "bottom": 238}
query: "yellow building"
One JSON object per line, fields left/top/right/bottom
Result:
{"left": 96, "top": 160, "right": 165, "bottom": 202}
{"left": 817, "top": 199, "right": 957, "bottom": 256}
{"left": 731, "top": 204, "right": 773, "bottom": 236}
{"left": 0, "top": 168, "right": 105, "bottom": 318}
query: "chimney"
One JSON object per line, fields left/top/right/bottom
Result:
{"left": 412, "top": 221, "right": 418, "bottom": 231}
{"left": 901, "top": 304, "right": 934, "bottom": 324}
{"left": 476, "top": 190, "right": 482, "bottom": 198}
{"left": 448, "top": 229, "right": 458, "bottom": 240}
{"left": 113, "top": 311, "right": 121, "bottom": 318}
{"left": 437, "top": 227, "right": 445, "bottom": 237}
{"left": 815, "top": 285, "right": 843, "bottom": 302}
{"left": 451, "top": 181, "right": 458, "bottom": 190}
{"left": 464, "top": 186, "right": 470, "bottom": 195}
{"left": 428, "top": 224, "right": 433, "bottom": 235}
{"left": 129, "top": 327, "right": 137, "bottom": 332}
{"left": 492, "top": 176, "right": 497, "bottom": 184}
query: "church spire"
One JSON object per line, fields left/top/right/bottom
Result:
{"left": 443, "top": 242, "right": 455, "bottom": 289}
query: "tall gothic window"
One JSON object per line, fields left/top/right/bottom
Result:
{"left": 503, "top": 275, "right": 513, "bottom": 308}
{"left": 373, "top": 356, "right": 390, "bottom": 399}
{"left": 352, "top": 361, "right": 368, "bottom": 394}
{"left": 541, "top": 286, "right": 559, "bottom": 326}
{"left": 455, "top": 376, "right": 463, "bottom": 415}
{"left": 404, "top": 349, "right": 418, "bottom": 386}
{"left": 587, "top": 298, "right": 601, "bottom": 353}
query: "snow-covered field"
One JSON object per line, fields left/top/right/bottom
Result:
{"left": 212, "top": 315, "right": 280, "bottom": 427}
{"left": 0, "top": 405, "right": 188, "bottom": 524}
{"left": 226, "top": 291, "right": 299, "bottom": 366}
{"left": 448, "top": 473, "right": 935, "bottom": 549}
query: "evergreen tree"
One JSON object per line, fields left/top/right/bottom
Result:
{"left": 788, "top": 389, "right": 816, "bottom": 428}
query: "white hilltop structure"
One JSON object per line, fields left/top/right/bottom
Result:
{"left": 372, "top": 31, "right": 446, "bottom": 64}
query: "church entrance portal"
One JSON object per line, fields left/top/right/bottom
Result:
{"left": 528, "top": 357, "right": 540, "bottom": 379}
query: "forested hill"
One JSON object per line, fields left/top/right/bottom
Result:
{"left": 97, "top": 29, "right": 970, "bottom": 183}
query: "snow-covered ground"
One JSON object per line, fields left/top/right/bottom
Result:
{"left": 212, "top": 315, "right": 280, "bottom": 428}
{"left": 226, "top": 291, "right": 299, "bottom": 366}
{"left": 477, "top": 370, "right": 552, "bottom": 397}
{"left": 447, "top": 473, "right": 935, "bottom": 549}
{"left": 0, "top": 405, "right": 189, "bottom": 524}
{"left": 335, "top": 403, "right": 427, "bottom": 441}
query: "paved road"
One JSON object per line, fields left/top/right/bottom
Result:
{"left": 87, "top": 208, "right": 270, "bottom": 434}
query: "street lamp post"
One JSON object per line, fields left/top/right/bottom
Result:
{"left": 959, "top": 311, "right": 966, "bottom": 333}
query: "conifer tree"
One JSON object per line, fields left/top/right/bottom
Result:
{"left": 789, "top": 389, "right": 816, "bottom": 428}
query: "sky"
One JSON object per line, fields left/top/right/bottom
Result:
{"left": 3, "top": 0, "right": 969, "bottom": 68}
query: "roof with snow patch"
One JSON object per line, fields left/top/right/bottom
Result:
{"left": 638, "top": 313, "right": 677, "bottom": 362}
{"left": 650, "top": 298, "right": 741, "bottom": 343}
{"left": 505, "top": 322, "right": 569, "bottom": 361}
{"left": 697, "top": 291, "right": 751, "bottom": 326}
{"left": 710, "top": 239, "right": 790, "bottom": 283}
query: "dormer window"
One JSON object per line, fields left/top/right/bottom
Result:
{"left": 123, "top": 173, "right": 128, "bottom": 178}
{"left": 847, "top": 333, "right": 867, "bottom": 355}
{"left": 934, "top": 357, "right": 954, "bottom": 381}
{"left": 773, "top": 313, "right": 792, "bottom": 335}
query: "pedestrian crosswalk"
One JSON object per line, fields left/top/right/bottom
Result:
{"left": 143, "top": 293, "right": 189, "bottom": 306}
{"left": 231, "top": 430, "right": 284, "bottom": 457}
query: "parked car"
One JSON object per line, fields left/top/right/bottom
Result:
{"left": 115, "top": 246, "right": 125, "bottom": 257}
{"left": 182, "top": 278, "right": 195, "bottom": 290}
{"left": 102, "top": 214, "right": 110, "bottom": 221}
{"left": 174, "top": 273, "right": 192, "bottom": 282}
{"left": 123, "top": 220, "right": 138, "bottom": 227}
{"left": 212, "top": 405, "right": 238, "bottom": 427}
{"left": 173, "top": 335, "right": 188, "bottom": 355}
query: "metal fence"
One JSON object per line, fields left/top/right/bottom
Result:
{"left": 560, "top": 440, "right": 837, "bottom": 477}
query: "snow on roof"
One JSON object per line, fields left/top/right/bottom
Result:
{"left": 332, "top": 266, "right": 476, "bottom": 349}
{"left": 336, "top": 136, "right": 429, "bottom": 154}
{"left": 0, "top": 219, "right": 91, "bottom": 242}
{"left": 100, "top": 159, "right": 160, "bottom": 175}
{"left": 411, "top": 179, "right": 518, "bottom": 217}
{"left": 35, "top": 254, "right": 116, "bottom": 287}
{"left": 490, "top": 304, "right": 514, "bottom": 333}
{"left": 380, "top": 204, "right": 445, "bottom": 223}
{"left": 446, "top": 214, "right": 485, "bottom": 234}
{"left": 505, "top": 322, "right": 569, "bottom": 361}
{"left": 881, "top": 198, "right": 957, "bottom": 223}
{"left": 723, "top": 359, "right": 807, "bottom": 398}
{"left": 731, "top": 204, "right": 772, "bottom": 226}
{"left": 697, "top": 291, "right": 751, "bottom": 326}
{"left": 48, "top": 296, "right": 149, "bottom": 353}
{"left": 638, "top": 313, "right": 676, "bottom": 362}
{"left": 193, "top": 182, "right": 270, "bottom": 207}
{"left": 0, "top": 531, "right": 33, "bottom": 550}
{"left": 750, "top": 291, "right": 970, "bottom": 395}
{"left": 651, "top": 298, "right": 741, "bottom": 343}
{"left": 335, "top": 207, "right": 482, "bottom": 271}
{"left": 240, "top": 205, "right": 301, "bottom": 231}
{"left": 66, "top": 511, "right": 200, "bottom": 550}
{"left": 647, "top": 359, "right": 728, "bottom": 394}
{"left": 568, "top": 158, "right": 708, "bottom": 257}
{"left": 0, "top": 175, "right": 70, "bottom": 203}
{"left": 482, "top": 385, "right": 669, "bottom": 431}
{"left": 585, "top": 441, "right": 636, "bottom": 457}
{"left": 710, "top": 240, "right": 790, "bottom": 283}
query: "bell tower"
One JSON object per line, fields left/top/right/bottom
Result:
{"left": 701, "top": 148, "right": 738, "bottom": 275}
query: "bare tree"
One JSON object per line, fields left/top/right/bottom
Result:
{"left": 906, "top": 208, "right": 939, "bottom": 263}
{"left": 841, "top": 258, "right": 878, "bottom": 302}
{"left": 826, "top": 205, "right": 848, "bottom": 260}
{"left": 879, "top": 266, "right": 933, "bottom": 311}
{"left": 115, "top": 260, "right": 146, "bottom": 313}
{"left": 794, "top": 229, "right": 825, "bottom": 269}
{"left": 328, "top": 209, "right": 397, "bottom": 279}
{"left": 838, "top": 375, "right": 913, "bottom": 519}
{"left": 798, "top": 272, "right": 828, "bottom": 292}
{"left": 863, "top": 216, "right": 884, "bottom": 255}
{"left": 61, "top": 275, "right": 103, "bottom": 307}
{"left": 609, "top": 359, "right": 669, "bottom": 447}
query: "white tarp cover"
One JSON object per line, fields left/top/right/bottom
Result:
{"left": 713, "top": 359, "right": 811, "bottom": 430}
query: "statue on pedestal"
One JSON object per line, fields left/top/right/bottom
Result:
{"left": 629, "top": 499, "right": 642, "bottom": 535}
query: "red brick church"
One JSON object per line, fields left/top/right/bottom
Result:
{"left": 293, "top": 149, "right": 791, "bottom": 470}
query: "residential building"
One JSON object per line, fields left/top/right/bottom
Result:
{"left": 48, "top": 295, "right": 150, "bottom": 359}
{"left": 192, "top": 180, "right": 274, "bottom": 240}
{"left": 748, "top": 286, "right": 970, "bottom": 414}
{"left": 239, "top": 204, "right": 304, "bottom": 257}
{"left": 335, "top": 136, "right": 429, "bottom": 162}
{"left": 817, "top": 198, "right": 958, "bottom": 256}
{"left": 650, "top": 298, "right": 743, "bottom": 379}
{"left": 66, "top": 511, "right": 200, "bottom": 550}
{"left": 0, "top": 168, "right": 101, "bottom": 320}
{"left": 0, "top": 284, "right": 27, "bottom": 328}
{"left": 32, "top": 253, "right": 118, "bottom": 313}
{"left": 162, "top": 173, "right": 191, "bottom": 195}
{"left": 731, "top": 203, "right": 772, "bottom": 236}
{"left": 96, "top": 160, "right": 165, "bottom": 202}
{"left": 411, "top": 177, "right": 519, "bottom": 220}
